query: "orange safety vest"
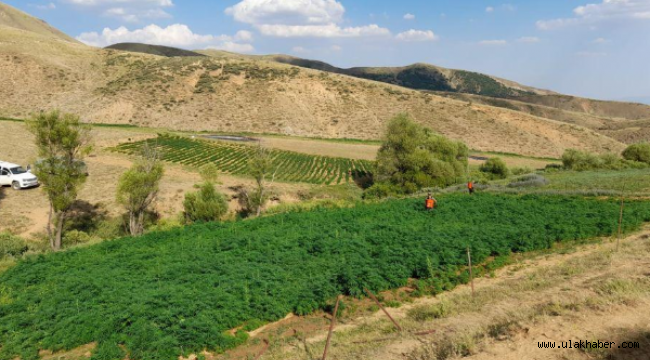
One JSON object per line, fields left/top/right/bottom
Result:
{"left": 425, "top": 198, "right": 435, "bottom": 209}
{"left": 468, "top": 182, "right": 474, "bottom": 190}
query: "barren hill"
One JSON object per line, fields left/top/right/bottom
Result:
{"left": 0, "top": 2, "right": 78, "bottom": 43}
{"left": 263, "top": 54, "right": 650, "bottom": 122}
{"left": 0, "top": 5, "right": 635, "bottom": 158}
{"left": 106, "top": 43, "right": 206, "bottom": 58}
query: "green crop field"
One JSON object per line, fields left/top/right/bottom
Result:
{"left": 113, "top": 134, "right": 373, "bottom": 185}
{"left": 2, "top": 194, "right": 650, "bottom": 360}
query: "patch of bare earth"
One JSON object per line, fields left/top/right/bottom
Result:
{"left": 0, "top": 122, "right": 310, "bottom": 236}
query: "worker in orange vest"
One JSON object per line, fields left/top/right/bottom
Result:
{"left": 468, "top": 181, "right": 474, "bottom": 195}
{"left": 425, "top": 192, "right": 436, "bottom": 211}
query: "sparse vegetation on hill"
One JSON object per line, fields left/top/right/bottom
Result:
{"left": 105, "top": 43, "right": 206, "bottom": 58}
{"left": 2, "top": 194, "right": 650, "bottom": 360}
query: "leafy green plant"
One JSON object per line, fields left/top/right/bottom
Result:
{"left": 479, "top": 157, "right": 509, "bottom": 180}
{"left": 622, "top": 143, "right": 650, "bottom": 164}
{"left": 1, "top": 194, "right": 650, "bottom": 359}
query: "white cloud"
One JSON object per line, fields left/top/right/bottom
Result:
{"left": 226, "top": 0, "right": 344, "bottom": 25}
{"left": 76, "top": 24, "right": 254, "bottom": 53}
{"left": 64, "top": 0, "right": 173, "bottom": 23}
{"left": 592, "top": 37, "right": 610, "bottom": 43}
{"left": 64, "top": 0, "right": 173, "bottom": 6}
{"left": 234, "top": 30, "right": 254, "bottom": 42}
{"left": 256, "top": 23, "right": 390, "bottom": 38}
{"left": 226, "top": 0, "right": 390, "bottom": 38}
{"left": 486, "top": 6, "right": 495, "bottom": 13}
{"left": 538, "top": 0, "right": 650, "bottom": 30}
{"left": 396, "top": 29, "right": 439, "bottom": 42}
{"left": 403, "top": 13, "right": 415, "bottom": 20}
{"left": 479, "top": 39, "right": 508, "bottom": 45}
{"left": 206, "top": 42, "right": 255, "bottom": 53}
{"left": 517, "top": 36, "right": 540, "bottom": 43}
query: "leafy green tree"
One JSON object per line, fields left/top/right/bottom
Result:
{"left": 479, "top": 157, "right": 509, "bottom": 180}
{"left": 372, "top": 114, "right": 468, "bottom": 194}
{"left": 183, "top": 182, "right": 229, "bottom": 223}
{"left": 27, "top": 111, "right": 91, "bottom": 251}
{"left": 622, "top": 143, "right": 650, "bottom": 164}
{"left": 117, "top": 144, "right": 164, "bottom": 236}
{"left": 240, "top": 145, "right": 277, "bottom": 217}
{"left": 183, "top": 163, "right": 228, "bottom": 223}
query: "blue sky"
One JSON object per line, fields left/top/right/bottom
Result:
{"left": 9, "top": 0, "right": 650, "bottom": 101}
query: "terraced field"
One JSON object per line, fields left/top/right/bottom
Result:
{"left": 113, "top": 135, "right": 373, "bottom": 185}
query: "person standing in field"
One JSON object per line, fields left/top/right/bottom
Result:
{"left": 425, "top": 192, "right": 436, "bottom": 211}
{"left": 468, "top": 181, "right": 474, "bottom": 195}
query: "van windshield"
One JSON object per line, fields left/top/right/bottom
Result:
{"left": 10, "top": 167, "right": 27, "bottom": 175}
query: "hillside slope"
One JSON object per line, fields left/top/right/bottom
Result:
{"left": 264, "top": 54, "right": 650, "bottom": 122}
{"left": 0, "top": 2, "right": 78, "bottom": 43}
{"left": 0, "top": 28, "right": 627, "bottom": 157}
{"left": 106, "top": 43, "right": 206, "bottom": 57}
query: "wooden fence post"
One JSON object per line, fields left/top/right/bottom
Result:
{"left": 467, "top": 246, "right": 474, "bottom": 296}
{"left": 322, "top": 295, "right": 341, "bottom": 360}
{"left": 364, "top": 288, "right": 402, "bottom": 332}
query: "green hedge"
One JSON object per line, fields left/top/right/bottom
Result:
{"left": 1, "top": 194, "right": 650, "bottom": 360}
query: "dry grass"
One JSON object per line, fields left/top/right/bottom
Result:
{"left": 0, "top": 27, "right": 628, "bottom": 158}
{"left": 248, "top": 228, "right": 650, "bottom": 360}
{"left": 0, "top": 122, "right": 311, "bottom": 236}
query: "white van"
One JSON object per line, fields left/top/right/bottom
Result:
{"left": 0, "top": 161, "right": 39, "bottom": 189}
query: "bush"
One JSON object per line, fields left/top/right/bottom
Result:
{"left": 183, "top": 182, "right": 229, "bottom": 223}
{"left": 561, "top": 149, "right": 644, "bottom": 171}
{"left": 511, "top": 167, "right": 533, "bottom": 176}
{"left": 0, "top": 232, "right": 28, "bottom": 259}
{"left": 62, "top": 230, "right": 92, "bottom": 247}
{"left": 479, "top": 157, "right": 509, "bottom": 179}
{"left": 363, "top": 183, "right": 403, "bottom": 199}
{"left": 622, "top": 143, "right": 650, "bottom": 164}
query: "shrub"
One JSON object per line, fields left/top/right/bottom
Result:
{"left": 183, "top": 182, "right": 229, "bottom": 223}
{"left": 479, "top": 157, "right": 509, "bottom": 179}
{"left": 622, "top": 143, "right": 650, "bottom": 164}
{"left": 511, "top": 166, "right": 533, "bottom": 176}
{"left": 363, "top": 183, "right": 403, "bottom": 199}
{"left": 62, "top": 230, "right": 92, "bottom": 247}
{"left": 0, "top": 232, "right": 28, "bottom": 259}
{"left": 561, "top": 149, "right": 644, "bottom": 171}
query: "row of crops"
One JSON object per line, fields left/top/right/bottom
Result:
{"left": 2, "top": 194, "right": 650, "bottom": 360}
{"left": 113, "top": 134, "right": 373, "bottom": 185}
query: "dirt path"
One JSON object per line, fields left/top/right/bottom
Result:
{"left": 226, "top": 228, "right": 650, "bottom": 360}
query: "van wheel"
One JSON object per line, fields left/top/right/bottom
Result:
{"left": 12, "top": 181, "right": 21, "bottom": 190}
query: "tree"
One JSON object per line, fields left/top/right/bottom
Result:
{"left": 479, "top": 157, "right": 509, "bottom": 180}
{"left": 622, "top": 143, "right": 650, "bottom": 164}
{"left": 372, "top": 114, "right": 468, "bottom": 194}
{"left": 27, "top": 111, "right": 91, "bottom": 251}
{"left": 183, "top": 183, "right": 228, "bottom": 223}
{"left": 116, "top": 144, "right": 164, "bottom": 236}
{"left": 240, "top": 145, "right": 277, "bottom": 217}
{"left": 183, "top": 164, "right": 228, "bottom": 223}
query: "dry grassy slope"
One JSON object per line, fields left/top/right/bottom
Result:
{"left": 514, "top": 94, "right": 650, "bottom": 121}
{"left": 0, "top": 2, "right": 78, "bottom": 43}
{"left": 0, "top": 29, "right": 626, "bottom": 158}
